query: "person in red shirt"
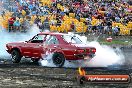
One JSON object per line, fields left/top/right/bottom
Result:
{"left": 8, "top": 17, "right": 16, "bottom": 32}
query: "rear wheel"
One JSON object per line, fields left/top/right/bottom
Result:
{"left": 52, "top": 53, "right": 65, "bottom": 67}
{"left": 11, "top": 50, "right": 22, "bottom": 63}
{"left": 77, "top": 76, "right": 86, "bottom": 85}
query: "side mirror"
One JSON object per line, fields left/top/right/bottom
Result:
{"left": 25, "top": 39, "right": 32, "bottom": 43}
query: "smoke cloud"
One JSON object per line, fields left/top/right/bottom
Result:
{"left": 0, "top": 25, "right": 40, "bottom": 59}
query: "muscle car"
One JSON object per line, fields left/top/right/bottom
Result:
{"left": 6, "top": 32, "right": 96, "bottom": 67}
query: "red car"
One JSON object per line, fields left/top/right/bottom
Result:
{"left": 6, "top": 32, "right": 96, "bottom": 67}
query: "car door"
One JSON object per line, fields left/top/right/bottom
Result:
{"left": 21, "top": 34, "right": 46, "bottom": 58}
{"left": 20, "top": 35, "right": 37, "bottom": 57}
{"left": 29, "top": 34, "right": 46, "bottom": 58}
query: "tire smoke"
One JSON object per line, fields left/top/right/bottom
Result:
{"left": 83, "top": 41, "right": 125, "bottom": 67}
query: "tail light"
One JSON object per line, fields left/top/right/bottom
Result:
{"left": 77, "top": 49, "right": 84, "bottom": 53}
{"left": 91, "top": 48, "right": 96, "bottom": 53}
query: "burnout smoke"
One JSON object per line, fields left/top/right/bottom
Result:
{"left": 75, "top": 34, "right": 125, "bottom": 67}
{"left": 0, "top": 25, "right": 40, "bottom": 59}
{"left": 40, "top": 53, "right": 55, "bottom": 67}
{"left": 84, "top": 41, "right": 125, "bottom": 67}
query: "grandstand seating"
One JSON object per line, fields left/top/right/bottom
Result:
{"left": 0, "top": 0, "right": 131, "bottom": 35}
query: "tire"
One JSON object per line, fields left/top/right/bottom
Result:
{"left": 11, "top": 50, "right": 22, "bottom": 63}
{"left": 52, "top": 53, "right": 65, "bottom": 67}
{"left": 77, "top": 76, "right": 86, "bottom": 85}
{"left": 31, "top": 58, "right": 39, "bottom": 63}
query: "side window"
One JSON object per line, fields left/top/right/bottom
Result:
{"left": 31, "top": 35, "right": 45, "bottom": 43}
{"left": 32, "top": 35, "right": 39, "bottom": 40}
{"left": 32, "top": 35, "right": 43, "bottom": 40}
{"left": 45, "top": 36, "right": 59, "bottom": 45}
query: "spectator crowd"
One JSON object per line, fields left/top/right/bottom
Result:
{"left": 1, "top": 0, "right": 132, "bottom": 35}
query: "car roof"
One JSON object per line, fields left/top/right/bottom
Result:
{"left": 38, "top": 32, "right": 69, "bottom": 36}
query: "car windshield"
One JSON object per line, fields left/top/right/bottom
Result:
{"left": 62, "top": 35, "right": 82, "bottom": 44}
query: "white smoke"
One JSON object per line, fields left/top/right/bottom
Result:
{"left": 40, "top": 53, "right": 55, "bottom": 67}
{"left": 83, "top": 41, "right": 125, "bottom": 67}
{"left": 0, "top": 24, "right": 40, "bottom": 59}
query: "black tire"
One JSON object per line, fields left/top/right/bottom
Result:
{"left": 52, "top": 53, "right": 65, "bottom": 67}
{"left": 77, "top": 76, "right": 86, "bottom": 85}
{"left": 31, "top": 58, "right": 39, "bottom": 63}
{"left": 11, "top": 50, "right": 22, "bottom": 63}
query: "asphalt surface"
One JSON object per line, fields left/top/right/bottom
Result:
{"left": 0, "top": 47, "right": 131, "bottom": 88}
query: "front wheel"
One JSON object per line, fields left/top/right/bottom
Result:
{"left": 11, "top": 50, "right": 22, "bottom": 63}
{"left": 52, "top": 53, "right": 65, "bottom": 67}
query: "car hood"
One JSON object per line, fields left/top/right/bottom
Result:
{"left": 7, "top": 42, "right": 24, "bottom": 45}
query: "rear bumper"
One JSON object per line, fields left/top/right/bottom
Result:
{"left": 74, "top": 54, "right": 95, "bottom": 60}
{"left": 66, "top": 54, "right": 95, "bottom": 60}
